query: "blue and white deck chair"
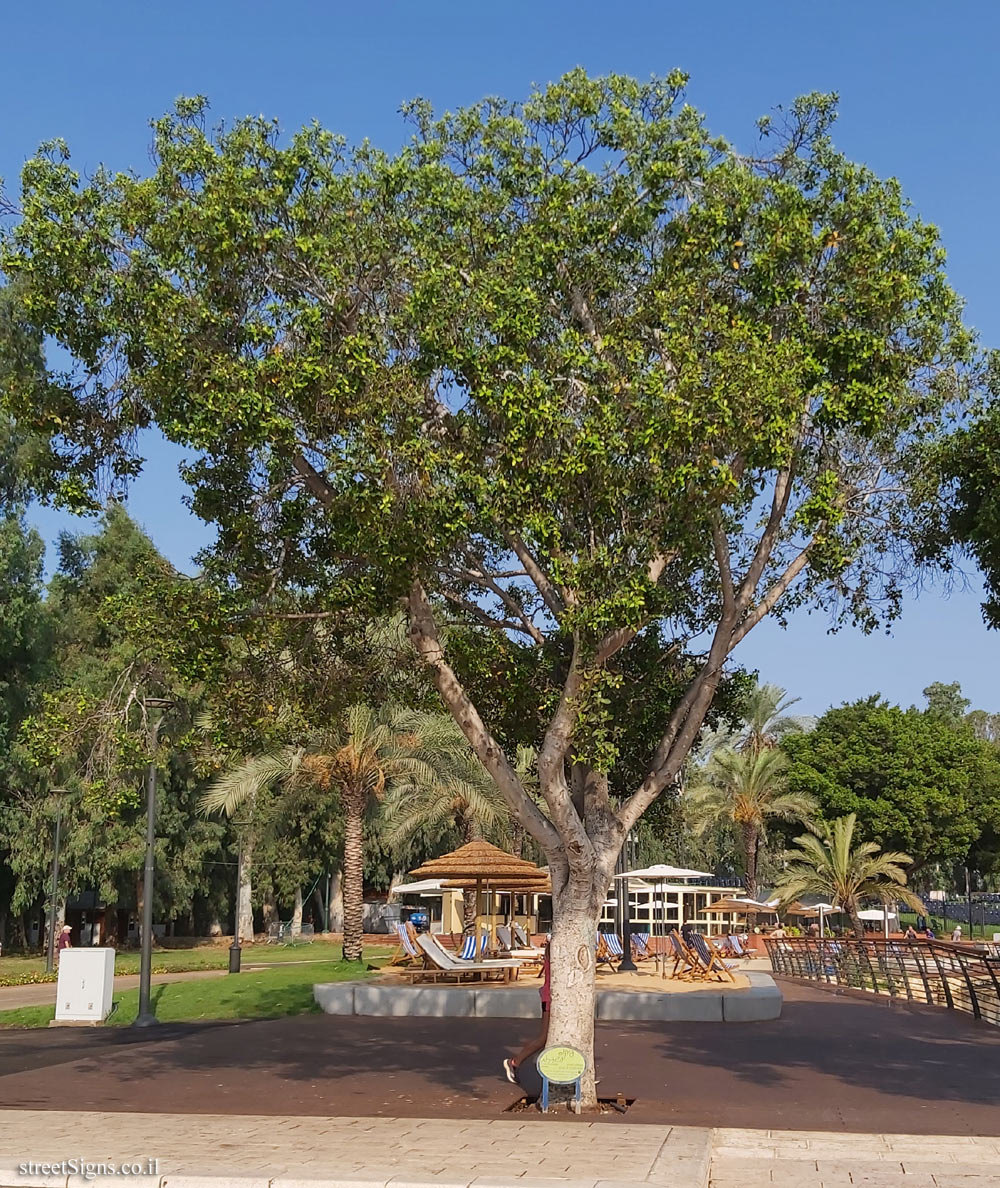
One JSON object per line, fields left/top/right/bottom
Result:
{"left": 603, "top": 933, "right": 625, "bottom": 959}
{"left": 458, "top": 933, "right": 488, "bottom": 961}
{"left": 596, "top": 933, "right": 617, "bottom": 968}
{"left": 390, "top": 921, "right": 421, "bottom": 966}
{"left": 689, "top": 931, "right": 740, "bottom": 982}
{"left": 631, "top": 932, "right": 652, "bottom": 960}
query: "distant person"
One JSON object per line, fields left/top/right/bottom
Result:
{"left": 57, "top": 925, "right": 72, "bottom": 960}
{"left": 680, "top": 921, "right": 696, "bottom": 946}
{"left": 504, "top": 940, "right": 550, "bottom": 1084}
{"left": 808, "top": 922, "right": 820, "bottom": 939}
{"left": 904, "top": 925, "right": 918, "bottom": 942}
{"left": 770, "top": 924, "right": 787, "bottom": 940}
{"left": 925, "top": 925, "right": 936, "bottom": 939}
{"left": 952, "top": 924, "right": 963, "bottom": 943}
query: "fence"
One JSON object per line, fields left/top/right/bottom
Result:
{"left": 764, "top": 936, "right": 1000, "bottom": 1027}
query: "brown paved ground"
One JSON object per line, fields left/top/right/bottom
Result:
{"left": 0, "top": 979, "right": 997, "bottom": 1134}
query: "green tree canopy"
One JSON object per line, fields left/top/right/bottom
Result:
{"left": 782, "top": 696, "right": 1000, "bottom": 873}
{"left": 0, "top": 71, "right": 975, "bottom": 1095}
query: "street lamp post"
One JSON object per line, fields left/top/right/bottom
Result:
{"left": 229, "top": 835, "right": 243, "bottom": 974}
{"left": 134, "top": 698, "right": 173, "bottom": 1028}
{"left": 44, "top": 792, "right": 67, "bottom": 975}
{"left": 617, "top": 831, "right": 637, "bottom": 973}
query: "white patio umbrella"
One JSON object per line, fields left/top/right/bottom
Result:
{"left": 858, "top": 907, "right": 896, "bottom": 941}
{"left": 811, "top": 903, "right": 841, "bottom": 939}
{"left": 615, "top": 865, "right": 713, "bottom": 937}
{"left": 616, "top": 864, "right": 713, "bottom": 880}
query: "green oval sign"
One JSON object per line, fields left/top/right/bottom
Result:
{"left": 537, "top": 1045, "right": 586, "bottom": 1084}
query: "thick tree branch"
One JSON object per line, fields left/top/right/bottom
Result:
{"left": 405, "top": 579, "right": 560, "bottom": 851}
{"left": 291, "top": 453, "right": 335, "bottom": 507}
{"left": 711, "top": 514, "right": 736, "bottom": 614}
{"left": 536, "top": 633, "right": 594, "bottom": 859}
{"left": 731, "top": 543, "right": 813, "bottom": 647}
{"left": 735, "top": 464, "right": 794, "bottom": 612}
{"left": 505, "top": 532, "right": 568, "bottom": 618}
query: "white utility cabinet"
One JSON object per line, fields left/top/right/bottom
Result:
{"left": 55, "top": 947, "right": 115, "bottom": 1023}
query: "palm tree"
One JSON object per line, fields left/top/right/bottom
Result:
{"left": 774, "top": 814, "right": 924, "bottom": 940}
{"left": 686, "top": 746, "right": 817, "bottom": 899}
{"left": 203, "top": 704, "right": 447, "bottom": 962}
{"left": 737, "top": 683, "right": 813, "bottom": 756}
{"left": 381, "top": 714, "right": 512, "bottom": 930}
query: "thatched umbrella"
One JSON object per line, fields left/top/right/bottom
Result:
{"left": 443, "top": 875, "right": 551, "bottom": 949}
{"left": 410, "top": 841, "right": 545, "bottom": 961}
{"left": 703, "top": 896, "right": 754, "bottom": 915}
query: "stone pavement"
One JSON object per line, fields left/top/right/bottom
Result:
{"left": 2, "top": 1112, "right": 999, "bottom": 1187}
{"left": 710, "top": 1128, "right": 1000, "bottom": 1186}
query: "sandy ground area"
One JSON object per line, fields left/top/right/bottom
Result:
{"left": 375, "top": 961, "right": 750, "bottom": 992}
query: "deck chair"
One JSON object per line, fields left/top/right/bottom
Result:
{"left": 595, "top": 934, "right": 617, "bottom": 969}
{"left": 602, "top": 933, "right": 626, "bottom": 963}
{"left": 689, "top": 932, "right": 740, "bottom": 982}
{"left": 389, "top": 921, "right": 421, "bottom": 966}
{"left": 457, "top": 933, "right": 488, "bottom": 961}
{"left": 409, "top": 933, "right": 522, "bottom": 984}
{"left": 666, "top": 930, "right": 700, "bottom": 980}
{"left": 497, "top": 924, "right": 544, "bottom": 974}
{"left": 513, "top": 923, "right": 539, "bottom": 950}
{"left": 631, "top": 932, "right": 652, "bottom": 961}
{"left": 725, "top": 933, "right": 748, "bottom": 958}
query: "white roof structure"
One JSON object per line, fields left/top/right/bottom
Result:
{"left": 392, "top": 879, "right": 446, "bottom": 895}
{"left": 857, "top": 908, "right": 897, "bottom": 921}
{"left": 616, "top": 864, "right": 713, "bottom": 881}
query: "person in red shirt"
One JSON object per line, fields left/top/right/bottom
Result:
{"left": 503, "top": 940, "right": 549, "bottom": 1084}
{"left": 56, "top": 925, "right": 72, "bottom": 959}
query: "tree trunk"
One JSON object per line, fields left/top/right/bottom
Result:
{"left": 848, "top": 903, "right": 865, "bottom": 941}
{"left": 547, "top": 872, "right": 604, "bottom": 1107}
{"left": 237, "top": 840, "right": 254, "bottom": 943}
{"left": 511, "top": 819, "right": 525, "bottom": 860}
{"left": 461, "top": 811, "right": 478, "bottom": 933}
{"left": 291, "top": 886, "right": 303, "bottom": 935}
{"left": 342, "top": 793, "right": 365, "bottom": 962}
{"left": 741, "top": 822, "right": 759, "bottom": 900}
{"left": 262, "top": 895, "right": 278, "bottom": 937}
{"left": 329, "top": 867, "right": 344, "bottom": 933}
{"left": 312, "top": 884, "right": 326, "bottom": 930}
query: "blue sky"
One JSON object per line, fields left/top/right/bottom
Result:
{"left": 4, "top": 1, "right": 999, "bottom": 716}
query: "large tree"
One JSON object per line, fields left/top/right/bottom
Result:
{"left": 782, "top": 696, "right": 1000, "bottom": 874}
{"left": 0, "top": 73, "right": 972, "bottom": 1098}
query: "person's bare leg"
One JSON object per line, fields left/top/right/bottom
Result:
{"left": 511, "top": 1008, "right": 549, "bottom": 1070}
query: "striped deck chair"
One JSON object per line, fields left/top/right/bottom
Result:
{"left": 458, "top": 933, "right": 488, "bottom": 961}
{"left": 631, "top": 932, "right": 652, "bottom": 961}
{"left": 667, "top": 930, "right": 699, "bottom": 979}
{"left": 389, "top": 921, "right": 421, "bottom": 966}
{"left": 726, "top": 934, "right": 748, "bottom": 958}
{"left": 596, "top": 933, "right": 617, "bottom": 968}
{"left": 600, "top": 933, "right": 626, "bottom": 967}
{"left": 689, "top": 932, "right": 740, "bottom": 982}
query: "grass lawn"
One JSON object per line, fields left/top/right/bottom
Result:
{"left": 897, "top": 911, "right": 1000, "bottom": 941}
{"left": 0, "top": 938, "right": 395, "bottom": 985}
{"left": 0, "top": 957, "right": 378, "bottom": 1029}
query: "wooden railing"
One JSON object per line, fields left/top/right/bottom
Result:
{"left": 764, "top": 936, "right": 1000, "bottom": 1026}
